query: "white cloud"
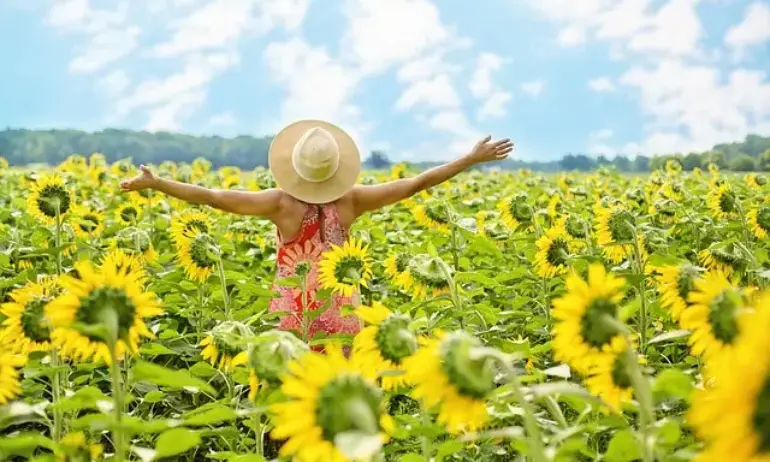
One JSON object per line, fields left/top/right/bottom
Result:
{"left": 725, "top": 2, "right": 770, "bottom": 52}
{"left": 592, "top": 128, "right": 614, "bottom": 140}
{"left": 469, "top": 52, "right": 504, "bottom": 98}
{"left": 524, "top": 0, "right": 705, "bottom": 58}
{"left": 396, "top": 74, "right": 461, "bottom": 110}
{"left": 115, "top": 52, "right": 240, "bottom": 129}
{"left": 618, "top": 60, "right": 770, "bottom": 155}
{"left": 342, "top": 0, "right": 452, "bottom": 75}
{"left": 96, "top": 70, "right": 130, "bottom": 97}
{"left": 150, "top": 0, "right": 310, "bottom": 58}
{"left": 209, "top": 112, "right": 238, "bottom": 127}
{"left": 478, "top": 92, "right": 513, "bottom": 120}
{"left": 521, "top": 80, "right": 545, "bottom": 97}
{"left": 70, "top": 27, "right": 141, "bottom": 73}
{"left": 589, "top": 76, "right": 617, "bottom": 93}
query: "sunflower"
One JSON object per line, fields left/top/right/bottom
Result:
{"left": 534, "top": 225, "right": 573, "bottom": 278}
{"left": 45, "top": 260, "right": 162, "bottom": 364}
{"left": 707, "top": 163, "right": 720, "bottom": 176}
{"left": 551, "top": 264, "right": 629, "bottom": 374}
{"left": 699, "top": 247, "right": 744, "bottom": 277}
{"left": 270, "top": 344, "right": 393, "bottom": 462}
{"left": 595, "top": 205, "right": 636, "bottom": 263}
{"left": 170, "top": 210, "right": 212, "bottom": 246}
{"left": 680, "top": 271, "right": 751, "bottom": 366}
{"left": 71, "top": 206, "right": 106, "bottom": 239}
{"left": 412, "top": 200, "right": 452, "bottom": 234}
{"left": 706, "top": 184, "right": 738, "bottom": 220}
{"left": 200, "top": 321, "right": 252, "bottom": 372}
{"left": 408, "top": 254, "right": 452, "bottom": 299}
{"left": 688, "top": 291, "right": 770, "bottom": 461}
{"left": 101, "top": 248, "right": 144, "bottom": 278}
{"left": 0, "top": 277, "right": 60, "bottom": 354}
{"left": 58, "top": 431, "right": 104, "bottom": 462}
{"left": 585, "top": 348, "right": 644, "bottom": 413}
{"left": 497, "top": 195, "right": 534, "bottom": 232}
{"left": 247, "top": 330, "right": 309, "bottom": 400}
{"left": 747, "top": 206, "right": 770, "bottom": 240}
{"left": 383, "top": 252, "right": 414, "bottom": 291}
{"left": 0, "top": 352, "right": 26, "bottom": 405}
{"left": 665, "top": 159, "right": 682, "bottom": 175}
{"left": 559, "top": 214, "right": 587, "bottom": 241}
{"left": 656, "top": 264, "right": 702, "bottom": 322}
{"left": 403, "top": 331, "right": 494, "bottom": 434}
{"left": 177, "top": 231, "right": 219, "bottom": 282}
{"left": 222, "top": 175, "right": 242, "bottom": 190}
{"left": 353, "top": 303, "right": 417, "bottom": 391}
{"left": 744, "top": 173, "right": 765, "bottom": 190}
{"left": 27, "top": 174, "right": 73, "bottom": 225}
{"left": 115, "top": 200, "right": 142, "bottom": 226}
{"left": 111, "top": 230, "right": 159, "bottom": 265}
{"left": 318, "top": 238, "right": 373, "bottom": 297}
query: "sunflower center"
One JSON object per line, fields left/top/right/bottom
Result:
{"left": 333, "top": 256, "right": 365, "bottom": 285}
{"left": 707, "top": 290, "right": 741, "bottom": 344}
{"left": 75, "top": 286, "right": 137, "bottom": 342}
{"left": 752, "top": 375, "right": 770, "bottom": 452}
{"left": 20, "top": 298, "right": 52, "bottom": 342}
{"left": 189, "top": 235, "right": 217, "bottom": 269}
{"left": 120, "top": 206, "right": 139, "bottom": 223}
{"left": 608, "top": 210, "right": 635, "bottom": 242}
{"left": 719, "top": 190, "right": 736, "bottom": 213}
{"left": 676, "top": 266, "right": 699, "bottom": 301}
{"left": 580, "top": 299, "right": 619, "bottom": 348}
{"left": 78, "top": 214, "right": 100, "bottom": 233}
{"left": 547, "top": 238, "right": 569, "bottom": 267}
{"left": 758, "top": 207, "right": 770, "bottom": 232}
{"left": 316, "top": 375, "right": 382, "bottom": 442}
{"left": 374, "top": 315, "right": 417, "bottom": 364}
{"left": 213, "top": 336, "right": 243, "bottom": 359}
{"left": 37, "top": 185, "right": 71, "bottom": 218}
{"left": 610, "top": 351, "right": 633, "bottom": 390}
{"left": 424, "top": 202, "right": 451, "bottom": 224}
{"left": 184, "top": 220, "right": 209, "bottom": 235}
{"left": 440, "top": 333, "right": 496, "bottom": 399}
{"left": 395, "top": 253, "right": 410, "bottom": 273}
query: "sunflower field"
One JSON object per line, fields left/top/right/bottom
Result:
{"left": 1, "top": 154, "right": 770, "bottom": 462}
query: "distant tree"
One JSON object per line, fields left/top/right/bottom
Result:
{"left": 682, "top": 152, "right": 702, "bottom": 170}
{"left": 757, "top": 149, "right": 770, "bottom": 171}
{"left": 364, "top": 150, "right": 391, "bottom": 169}
{"left": 701, "top": 150, "right": 728, "bottom": 169}
{"left": 560, "top": 154, "right": 596, "bottom": 171}
{"left": 612, "top": 155, "right": 631, "bottom": 171}
{"left": 634, "top": 155, "right": 650, "bottom": 172}
{"left": 729, "top": 154, "right": 756, "bottom": 172}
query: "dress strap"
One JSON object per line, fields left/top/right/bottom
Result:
{"left": 317, "top": 204, "right": 326, "bottom": 243}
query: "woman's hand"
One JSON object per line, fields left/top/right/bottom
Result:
{"left": 120, "top": 165, "right": 157, "bottom": 192}
{"left": 466, "top": 136, "right": 514, "bottom": 164}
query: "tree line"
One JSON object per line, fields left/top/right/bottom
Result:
{"left": 1, "top": 128, "right": 769, "bottom": 172}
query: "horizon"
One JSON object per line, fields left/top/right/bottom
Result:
{"left": 2, "top": 1, "right": 769, "bottom": 162}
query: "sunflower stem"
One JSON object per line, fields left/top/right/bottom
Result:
{"left": 622, "top": 347, "right": 655, "bottom": 462}
{"left": 216, "top": 257, "right": 231, "bottom": 319}
{"left": 253, "top": 411, "right": 264, "bottom": 456}
{"left": 630, "top": 228, "right": 648, "bottom": 353}
{"left": 109, "top": 345, "right": 126, "bottom": 462}
{"left": 420, "top": 401, "right": 433, "bottom": 460}
{"left": 51, "top": 205, "right": 64, "bottom": 442}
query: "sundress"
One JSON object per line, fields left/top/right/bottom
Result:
{"left": 269, "top": 202, "right": 362, "bottom": 341}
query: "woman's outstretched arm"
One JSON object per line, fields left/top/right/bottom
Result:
{"left": 120, "top": 165, "right": 284, "bottom": 218}
{"left": 351, "top": 136, "right": 513, "bottom": 216}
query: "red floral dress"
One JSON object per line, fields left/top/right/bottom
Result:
{"left": 269, "top": 203, "right": 362, "bottom": 341}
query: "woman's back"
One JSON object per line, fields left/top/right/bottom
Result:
{"left": 269, "top": 201, "right": 362, "bottom": 340}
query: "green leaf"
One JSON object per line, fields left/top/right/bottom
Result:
{"left": 189, "top": 361, "right": 218, "bottom": 379}
{"left": 229, "top": 455, "right": 266, "bottom": 462}
{"left": 653, "top": 369, "right": 694, "bottom": 401}
{"left": 133, "top": 361, "right": 217, "bottom": 396}
{"left": 657, "top": 419, "right": 682, "bottom": 446}
{"left": 605, "top": 430, "right": 642, "bottom": 462}
{"left": 649, "top": 329, "right": 691, "bottom": 345}
{"left": 183, "top": 405, "right": 238, "bottom": 426}
{"left": 276, "top": 276, "right": 301, "bottom": 287}
{"left": 139, "top": 342, "right": 180, "bottom": 356}
{"left": 0, "top": 433, "right": 55, "bottom": 459}
{"left": 155, "top": 428, "right": 201, "bottom": 459}
{"left": 399, "top": 454, "right": 424, "bottom": 462}
{"left": 143, "top": 390, "right": 166, "bottom": 404}
{"left": 435, "top": 440, "right": 465, "bottom": 462}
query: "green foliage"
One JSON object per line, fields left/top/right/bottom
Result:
{"left": 729, "top": 154, "right": 756, "bottom": 171}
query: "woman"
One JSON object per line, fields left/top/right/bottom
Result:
{"left": 120, "top": 119, "right": 513, "bottom": 340}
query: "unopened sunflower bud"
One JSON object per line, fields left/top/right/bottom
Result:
{"left": 201, "top": 321, "right": 253, "bottom": 372}
{"left": 440, "top": 332, "right": 496, "bottom": 399}
{"left": 375, "top": 315, "right": 417, "bottom": 363}
{"left": 248, "top": 330, "right": 309, "bottom": 387}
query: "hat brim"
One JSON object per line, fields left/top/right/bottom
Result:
{"left": 268, "top": 120, "right": 361, "bottom": 204}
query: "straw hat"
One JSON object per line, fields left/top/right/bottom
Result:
{"left": 268, "top": 120, "right": 361, "bottom": 204}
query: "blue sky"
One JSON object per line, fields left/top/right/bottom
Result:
{"left": 1, "top": 0, "right": 769, "bottom": 162}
